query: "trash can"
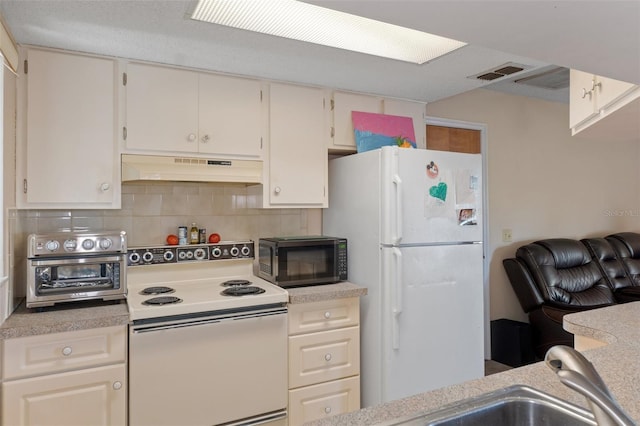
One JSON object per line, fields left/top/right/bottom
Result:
{"left": 490, "top": 318, "right": 536, "bottom": 367}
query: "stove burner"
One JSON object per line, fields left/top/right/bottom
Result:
{"left": 221, "top": 286, "right": 266, "bottom": 296}
{"left": 139, "top": 286, "right": 175, "bottom": 295}
{"left": 221, "top": 279, "right": 252, "bottom": 287}
{"left": 142, "top": 296, "right": 183, "bottom": 306}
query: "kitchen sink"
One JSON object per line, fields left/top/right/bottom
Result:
{"left": 380, "top": 385, "right": 596, "bottom": 426}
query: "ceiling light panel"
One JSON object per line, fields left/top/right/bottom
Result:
{"left": 191, "top": 0, "right": 466, "bottom": 64}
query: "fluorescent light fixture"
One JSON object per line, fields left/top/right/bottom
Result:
{"left": 191, "top": 0, "right": 466, "bottom": 64}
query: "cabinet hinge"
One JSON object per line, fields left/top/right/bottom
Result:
{"left": 122, "top": 72, "right": 127, "bottom": 86}
{"left": 330, "top": 127, "right": 335, "bottom": 138}
{"left": 23, "top": 179, "right": 27, "bottom": 194}
{"left": 330, "top": 99, "right": 335, "bottom": 111}
{"left": 260, "top": 90, "right": 263, "bottom": 102}
{"left": 260, "top": 137, "right": 263, "bottom": 149}
{"left": 123, "top": 127, "right": 127, "bottom": 140}
{"left": 23, "top": 59, "right": 28, "bottom": 74}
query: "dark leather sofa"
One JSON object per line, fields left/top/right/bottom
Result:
{"left": 503, "top": 233, "right": 640, "bottom": 359}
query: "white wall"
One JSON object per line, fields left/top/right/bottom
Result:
{"left": 426, "top": 88, "right": 640, "bottom": 323}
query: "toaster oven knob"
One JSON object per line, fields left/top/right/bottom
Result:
{"left": 129, "top": 252, "right": 141, "bottom": 264}
{"left": 82, "top": 239, "right": 95, "bottom": 250}
{"left": 98, "top": 238, "right": 112, "bottom": 250}
{"left": 45, "top": 240, "right": 60, "bottom": 251}
{"left": 211, "top": 247, "right": 222, "bottom": 258}
{"left": 240, "top": 246, "right": 251, "bottom": 256}
{"left": 142, "top": 251, "right": 154, "bottom": 263}
{"left": 230, "top": 246, "right": 240, "bottom": 257}
{"left": 63, "top": 239, "right": 77, "bottom": 251}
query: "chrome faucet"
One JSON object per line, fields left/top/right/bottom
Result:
{"left": 545, "top": 345, "right": 636, "bottom": 426}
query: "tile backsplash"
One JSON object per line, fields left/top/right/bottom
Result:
{"left": 6, "top": 182, "right": 321, "bottom": 318}
{"left": 14, "top": 181, "right": 321, "bottom": 247}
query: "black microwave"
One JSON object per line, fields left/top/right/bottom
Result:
{"left": 258, "top": 236, "right": 347, "bottom": 288}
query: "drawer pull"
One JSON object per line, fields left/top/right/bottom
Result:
{"left": 113, "top": 381, "right": 123, "bottom": 390}
{"left": 324, "top": 406, "right": 332, "bottom": 414}
{"left": 324, "top": 353, "right": 332, "bottom": 362}
{"left": 324, "top": 311, "right": 331, "bottom": 319}
{"left": 62, "top": 346, "right": 73, "bottom": 356}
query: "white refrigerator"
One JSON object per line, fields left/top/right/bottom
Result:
{"left": 323, "top": 146, "right": 484, "bottom": 408}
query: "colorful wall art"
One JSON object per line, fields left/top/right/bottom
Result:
{"left": 352, "top": 111, "right": 416, "bottom": 153}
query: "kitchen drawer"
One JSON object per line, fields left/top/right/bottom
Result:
{"left": 288, "top": 376, "right": 360, "bottom": 426}
{"left": 288, "top": 297, "right": 359, "bottom": 335}
{"left": 2, "top": 325, "right": 127, "bottom": 380}
{"left": 289, "top": 326, "right": 360, "bottom": 389}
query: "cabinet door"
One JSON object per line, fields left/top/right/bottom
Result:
{"left": 199, "top": 73, "right": 263, "bottom": 158}
{"left": 595, "top": 75, "right": 637, "bottom": 111}
{"left": 331, "top": 91, "right": 381, "bottom": 151}
{"left": 2, "top": 364, "right": 126, "bottom": 426}
{"left": 125, "top": 62, "right": 199, "bottom": 152}
{"left": 25, "top": 49, "right": 118, "bottom": 206}
{"left": 288, "top": 376, "right": 360, "bottom": 426}
{"left": 569, "top": 69, "right": 599, "bottom": 128}
{"left": 269, "top": 83, "right": 327, "bottom": 206}
{"left": 383, "top": 99, "right": 427, "bottom": 149}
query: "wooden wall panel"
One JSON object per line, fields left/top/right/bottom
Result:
{"left": 426, "top": 125, "right": 481, "bottom": 154}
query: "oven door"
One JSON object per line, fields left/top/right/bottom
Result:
{"left": 27, "top": 255, "right": 126, "bottom": 307}
{"left": 129, "top": 307, "right": 288, "bottom": 426}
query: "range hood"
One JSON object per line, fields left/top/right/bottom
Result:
{"left": 121, "top": 154, "right": 262, "bottom": 184}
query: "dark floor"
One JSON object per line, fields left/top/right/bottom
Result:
{"left": 484, "top": 360, "right": 513, "bottom": 376}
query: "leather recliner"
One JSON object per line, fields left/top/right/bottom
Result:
{"left": 599, "top": 232, "right": 640, "bottom": 302}
{"left": 503, "top": 238, "right": 616, "bottom": 359}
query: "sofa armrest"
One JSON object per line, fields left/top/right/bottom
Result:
{"left": 503, "top": 257, "right": 545, "bottom": 313}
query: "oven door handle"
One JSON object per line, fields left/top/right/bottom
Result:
{"left": 131, "top": 308, "right": 287, "bottom": 334}
{"left": 30, "top": 255, "right": 125, "bottom": 266}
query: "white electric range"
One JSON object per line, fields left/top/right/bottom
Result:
{"left": 126, "top": 241, "right": 289, "bottom": 426}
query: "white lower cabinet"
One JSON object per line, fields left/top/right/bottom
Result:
{"left": 1, "top": 325, "right": 127, "bottom": 426}
{"left": 287, "top": 298, "right": 361, "bottom": 425}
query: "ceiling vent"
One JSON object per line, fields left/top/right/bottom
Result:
{"left": 514, "top": 67, "right": 569, "bottom": 90}
{"left": 468, "top": 62, "right": 529, "bottom": 81}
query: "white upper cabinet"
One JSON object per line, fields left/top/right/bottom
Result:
{"left": 330, "top": 91, "right": 382, "bottom": 152}
{"left": 569, "top": 69, "right": 640, "bottom": 140}
{"left": 382, "top": 98, "right": 427, "bottom": 149}
{"left": 125, "top": 62, "right": 263, "bottom": 158}
{"left": 259, "top": 83, "right": 327, "bottom": 208}
{"left": 19, "top": 48, "right": 120, "bottom": 208}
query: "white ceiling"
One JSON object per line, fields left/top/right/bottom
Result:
{"left": 0, "top": 0, "right": 638, "bottom": 104}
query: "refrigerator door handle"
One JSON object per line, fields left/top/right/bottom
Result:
{"left": 393, "top": 174, "right": 403, "bottom": 244}
{"left": 392, "top": 247, "right": 403, "bottom": 350}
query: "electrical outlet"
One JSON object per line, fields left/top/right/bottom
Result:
{"left": 502, "top": 229, "right": 513, "bottom": 243}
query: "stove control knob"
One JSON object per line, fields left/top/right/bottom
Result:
{"left": 186, "top": 251, "right": 194, "bottom": 259}
{"left": 230, "top": 246, "right": 240, "bottom": 257}
{"left": 240, "top": 246, "right": 251, "bottom": 257}
{"left": 163, "top": 250, "right": 174, "bottom": 262}
{"left": 178, "top": 251, "right": 188, "bottom": 260}
{"left": 82, "top": 239, "right": 95, "bottom": 250}
{"left": 129, "top": 252, "right": 141, "bottom": 264}
{"left": 98, "top": 238, "right": 112, "bottom": 250}
{"left": 211, "top": 247, "right": 222, "bottom": 258}
{"left": 45, "top": 240, "right": 60, "bottom": 251}
{"left": 142, "top": 251, "right": 154, "bottom": 263}
{"left": 194, "top": 248, "right": 207, "bottom": 260}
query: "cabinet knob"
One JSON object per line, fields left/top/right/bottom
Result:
{"left": 324, "top": 311, "right": 331, "bottom": 319}
{"left": 62, "top": 346, "right": 72, "bottom": 356}
{"left": 187, "top": 133, "right": 197, "bottom": 142}
{"left": 201, "top": 134, "right": 210, "bottom": 143}
{"left": 100, "top": 182, "right": 111, "bottom": 192}
{"left": 324, "top": 353, "right": 332, "bottom": 362}
{"left": 324, "top": 407, "right": 332, "bottom": 414}
{"left": 274, "top": 186, "right": 281, "bottom": 194}
{"left": 113, "top": 381, "right": 123, "bottom": 390}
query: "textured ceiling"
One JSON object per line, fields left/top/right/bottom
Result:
{"left": 0, "top": 1, "right": 637, "bottom": 104}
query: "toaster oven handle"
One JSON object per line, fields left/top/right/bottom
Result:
{"left": 30, "top": 255, "right": 125, "bottom": 266}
